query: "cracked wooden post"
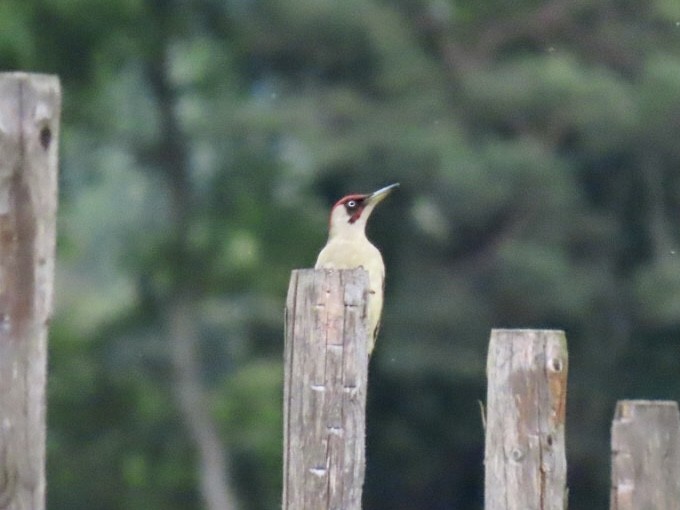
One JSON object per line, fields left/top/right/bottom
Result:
{"left": 283, "top": 268, "right": 369, "bottom": 510}
{"left": 484, "top": 329, "right": 568, "bottom": 510}
{"left": 0, "top": 73, "right": 60, "bottom": 510}
{"left": 610, "top": 400, "right": 680, "bottom": 510}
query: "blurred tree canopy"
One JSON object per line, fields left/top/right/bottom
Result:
{"left": 2, "top": 0, "right": 680, "bottom": 508}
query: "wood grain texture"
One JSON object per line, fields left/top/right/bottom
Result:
{"left": 0, "top": 73, "right": 60, "bottom": 510}
{"left": 484, "top": 329, "right": 568, "bottom": 510}
{"left": 283, "top": 268, "right": 369, "bottom": 510}
{"left": 610, "top": 400, "right": 680, "bottom": 510}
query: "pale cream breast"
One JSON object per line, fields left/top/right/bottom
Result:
{"left": 315, "top": 238, "right": 385, "bottom": 353}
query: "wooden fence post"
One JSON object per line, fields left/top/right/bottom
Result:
{"left": 610, "top": 400, "right": 680, "bottom": 510}
{"left": 0, "top": 73, "right": 60, "bottom": 510}
{"left": 283, "top": 268, "right": 369, "bottom": 510}
{"left": 484, "top": 329, "right": 568, "bottom": 510}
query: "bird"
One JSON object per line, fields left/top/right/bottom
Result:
{"left": 315, "top": 183, "right": 399, "bottom": 355}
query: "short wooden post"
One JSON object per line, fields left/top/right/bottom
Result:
{"left": 283, "top": 268, "right": 369, "bottom": 510}
{"left": 0, "top": 73, "right": 60, "bottom": 509}
{"left": 610, "top": 400, "right": 680, "bottom": 510}
{"left": 484, "top": 329, "right": 568, "bottom": 510}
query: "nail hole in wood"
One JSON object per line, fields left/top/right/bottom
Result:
{"left": 549, "top": 357, "right": 563, "bottom": 372}
{"left": 510, "top": 447, "right": 524, "bottom": 462}
{"left": 40, "top": 126, "right": 51, "bottom": 150}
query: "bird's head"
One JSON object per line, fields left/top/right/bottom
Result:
{"left": 327, "top": 183, "right": 400, "bottom": 239}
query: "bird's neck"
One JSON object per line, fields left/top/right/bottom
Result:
{"left": 328, "top": 221, "right": 368, "bottom": 243}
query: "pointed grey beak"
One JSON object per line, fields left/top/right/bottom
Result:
{"left": 366, "top": 183, "right": 400, "bottom": 206}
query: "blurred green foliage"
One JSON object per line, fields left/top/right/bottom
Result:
{"left": 3, "top": 0, "right": 680, "bottom": 508}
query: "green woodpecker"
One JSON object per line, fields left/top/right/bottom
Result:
{"left": 315, "top": 183, "right": 399, "bottom": 355}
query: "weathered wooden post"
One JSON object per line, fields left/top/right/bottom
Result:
{"left": 283, "top": 268, "right": 369, "bottom": 510}
{"left": 484, "top": 329, "right": 569, "bottom": 510}
{"left": 0, "top": 73, "right": 60, "bottom": 509}
{"left": 610, "top": 400, "right": 680, "bottom": 510}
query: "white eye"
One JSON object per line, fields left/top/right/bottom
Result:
{"left": 347, "top": 200, "right": 356, "bottom": 208}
